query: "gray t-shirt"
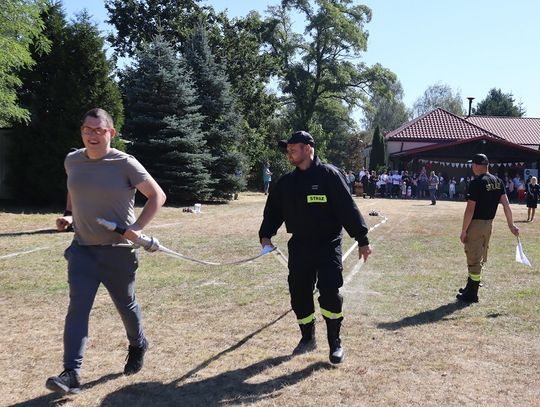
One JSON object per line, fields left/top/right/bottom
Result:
{"left": 65, "top": 148, "right": 150, "bottom": 245}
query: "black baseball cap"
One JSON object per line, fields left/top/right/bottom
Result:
{"left": 278, "top": 131, "right": 315, "bottom": 148}
{"left": 468, "top": 153, "right": 489, "bottom": 165}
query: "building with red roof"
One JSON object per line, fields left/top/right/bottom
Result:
{"left": 384, "top": 108, "right": 540, "bottom": 175}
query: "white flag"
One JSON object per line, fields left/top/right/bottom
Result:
{"left": 515, "top": 238, "right": 532, "bottom": 266}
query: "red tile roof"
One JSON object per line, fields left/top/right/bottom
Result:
{"left": 465, "top": 116, "right": 540, "bottom": 146}
{"left": 385, "top": 108, "right": 499, "bottom": 141}
{"left": 385, "top": 108, "right": 540, "bottom": 148}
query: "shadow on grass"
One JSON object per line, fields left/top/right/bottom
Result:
{"left": 12, "top": 310, "right": 301, "bottom": 406}
{"left": 0, "top": 229, "right": 65, "bottom": 237}
{"left": 376, "top": 301, "right": 471, "bottom": 331}
{"left": 0, "top": 225, "right": 72, "bottom": 237}
{"left": 10, "top": 373, "right": 123, "bottom": 407}
{"left": 101, "top": 309, "right": 330, "bottom": 406}
{"left": 177, "top": 309, "right": 293, "bottom": 383}
{"left": 100, "top": 356, "right": 330, "bottom": 406}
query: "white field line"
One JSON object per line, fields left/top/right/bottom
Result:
{"left": 270, "top": 214, "right": 388, "bottom": 285}
{"left": 343, "top": 215, "right": 388, "bottom": 285}
{"left": 147, "top": 222, "right": 184, "bottom": 229}
{"left": 0, "top": 246, "right": 51, "bottom": 260}
{"left": 0, "top": 220, "right": 182, "bottom": 261}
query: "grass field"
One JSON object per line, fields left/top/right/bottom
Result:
{"left": 1, "top": 193, "right": 539, "bottom": 406}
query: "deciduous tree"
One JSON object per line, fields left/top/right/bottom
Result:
{"left": 0, "top": 0, "right": 50, "bottom": 127}
{"left": 363, "top": 81, "right": 410, "bottom": 134}
{"left": 412, "top": 83, "right": 464, "bottom": 117}
{"left": 266, "top": 0, "right": 396, "bottom": 130}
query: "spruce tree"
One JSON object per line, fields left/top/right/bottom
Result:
{"left": 369, "top": 126, "right": 386, "bottom": 170}
{"left": 184, "top": 26, "right": 245, "bottom": 200}
{"left": 123, "top": 35, "right": 212, "bottom": 203}
{"left": 9, "top": 5, "right": 123, "bottom": 204}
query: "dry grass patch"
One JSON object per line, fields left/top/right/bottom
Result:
{"left": 1, "top": 193, "right": 539, "bottom": 406}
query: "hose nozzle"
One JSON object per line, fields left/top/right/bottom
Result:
{"left": 96, "top": 217, "right": 160, "bottom": 252}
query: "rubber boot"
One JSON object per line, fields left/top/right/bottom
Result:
{"left": 292, "top": 322, "right": 317, "bottom": 355}
{"left": 326, "top": 318, "right": 344, "bottom": 364}
{"left": 456, "top": 277, "right": 479, "bottom": 303}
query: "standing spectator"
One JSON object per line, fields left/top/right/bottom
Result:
{"left": 512, "top": 173, "right": 521, "bottom": 190}
{"left": 526, "top": 176, "right": 540, "bottom": 222}
{"left": 379, "top": 170, "right": 388, "bottom": 197}
{"left": 46, "top": 108, "right": 167, "bottom": 395}
{"left": 391, "top": 170, "right": 402, "bottom": 198}
{"left": 449, "top": 177, "right": 457, "bottom": 200}
{"left": 358, "top": 167, "right": 366, "bottom": 183}
{"left": 361, "top": 171, "right": 369, "bottom": 199}
{"left": 418, "top": 167, "right": 428, "bottom": 198}
{"left": 368, "top": 170, "right": 377, "bottom": 199}
{"left": 346, "top": 170, "right": 356, "bottom": 195}
{"left": 263, "top": 162, "right": 273, "bottom": 195}
{"left": 517, "top": 178, "right": 526, "bottom": 202}
{"left": 505, "top": 176, "right": 515, "bottom": 202}
{"left": 428, "top": 171, "right": 439, "bottom": 205}
{"left": 385, "top": 169, "right": 393, "bottom": 198}
{"left": 457, "top": 177, "right": 467, "bottom": 200}
{"left": 438, "top": 172, "right": 448, "bottom": 199}
{"left": 457, "top": 154, "right": 519, "bottom": 303}
{"left": 411, "top": 173, "right": 418, "bottom": 198}
{"left": 377, "top": 172, "right": 386, "bottom": 196}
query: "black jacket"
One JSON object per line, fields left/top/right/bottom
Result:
{"left": 259, "top": 156, "right": 369, "bottom": 246}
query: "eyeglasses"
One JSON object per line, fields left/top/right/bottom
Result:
{"left": 81, "top": 126, "right": 111, "bottom": 136}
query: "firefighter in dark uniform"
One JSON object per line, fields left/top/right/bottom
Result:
{"left": 258, "top": 131, "right": 372, "bottom": 364}
{"left": 457, "top": 153, "right": 519, "bottom": 303}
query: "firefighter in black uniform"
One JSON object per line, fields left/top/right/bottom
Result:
{"left": 258, "top": 131, "right": 372, "bottom": 364}
{"left": 457, "top": 153, "right": 519, "bottom": 303}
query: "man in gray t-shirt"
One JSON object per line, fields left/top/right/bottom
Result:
{"left": 46, "top": 108, "right": 166, "bottom": 395}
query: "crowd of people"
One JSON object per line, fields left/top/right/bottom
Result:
{"left": 345, "top": 166, "right": 538, "bottom": 206}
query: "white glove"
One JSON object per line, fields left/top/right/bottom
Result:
{"left": 259, "top": 245, "right": 275, "bottom": 255}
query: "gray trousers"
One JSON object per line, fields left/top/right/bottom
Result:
{"left": 63, "top": 242, "right": 144, "bottom": 372}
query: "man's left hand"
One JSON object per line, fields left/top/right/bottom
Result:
{"left": 123, "top": 226, "right": 141, "bottom": 242}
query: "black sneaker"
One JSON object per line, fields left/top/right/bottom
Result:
{"left": 45, "top": 369, "right": 81, "bottom": 394}
{"left": 124, "top": 338, "right": 148, "bottom": 375}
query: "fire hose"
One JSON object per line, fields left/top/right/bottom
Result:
{"left": 96, "top": 218, "right": 285, "bottom": 266}
{"left": 96, "top": 213, "right": 387, "bottom": 268}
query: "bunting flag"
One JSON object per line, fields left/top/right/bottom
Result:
{"left": 415, "top": 159, "right": 527, "bottom": 168}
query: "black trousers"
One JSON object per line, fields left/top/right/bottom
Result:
{"left": 287, "top": 235, "right": 344, "bottom": 321}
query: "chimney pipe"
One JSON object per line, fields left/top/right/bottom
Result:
{"left": 467, "top": 97, "right": 475, "bottom": 117}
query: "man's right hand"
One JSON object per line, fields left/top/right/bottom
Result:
{"left": 509, "top": 224, "right": 519, "bottom": 237}
{"left": 56, "top": 216, "right": 72, "bottom": 231}
{"left": 260, "top": 237, "right": 275, "bottom": 249}
{"left": 260, "top": 237, "right": 275, "bottom": 255}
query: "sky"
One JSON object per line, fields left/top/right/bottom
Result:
{"left": 62, "top": 0, "right": 540, "bottom": 118}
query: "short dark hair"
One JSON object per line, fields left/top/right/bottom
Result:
{"left": 81, "top": 108, "right": 114, "bottom": 128}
